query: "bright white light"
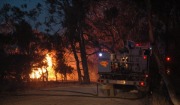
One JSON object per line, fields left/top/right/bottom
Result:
{"left": 99, "top": 53, "right": 102, "bottom": 57}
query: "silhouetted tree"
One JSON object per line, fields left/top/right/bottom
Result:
{"left": 0, "top": 3, "right": 42, "bottom": 84}
{"left": 46, "top": 0, "right": 91, "bottom": 83}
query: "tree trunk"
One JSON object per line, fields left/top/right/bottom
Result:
{"left": 147, "top": 0, "right": 154, "bottom": 44}
{"left": 79, "top": 28, "right": 90, "bottom": 83}
{"left": 55, "top": 72, "right": 57, "bottom": 82}
{"left": 64, "top": 69, "right": 67, "bottom": 81}
{"left": 70, "top": 41, "right": 82, "bottom": 83}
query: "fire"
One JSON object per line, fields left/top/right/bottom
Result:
{"left": 29, "top": 49, "right": 98, "bottom": 82}
{"left": 29, "top": 51, "right": 57, "bottom": 81}
{"left": 46, "top": 53, "right": 56, "bottom": 81}
{"left": 30, "top": 68, "right": 47, "bottom": 79}
{"left": 46, "top": 54, "right": 52, "bottom": 67}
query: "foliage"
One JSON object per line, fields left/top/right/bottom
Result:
{"left": 85, "top": 0, "right": 149, "bottom": 53}
{"left": 52, "top": 34, "right": 74, "bottom": 77}
{"left": 0, "top": 3, "right": 42, "bottom": 83}
{"left": 0, "top": 54, "right": 32, "bottom": 82}
{"left": 14, "top": 20, "right": 35, "bottom": 54}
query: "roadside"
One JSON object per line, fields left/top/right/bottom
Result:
{"left": 0, "top": 83, "right": 148, "bottom": 105}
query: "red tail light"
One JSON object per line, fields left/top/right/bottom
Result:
{"left": 145, "top": 74, "right": 148, "bottom": 78}
{"left": 166, "top": 57, "right": 171, "bottom": 62}
{"left": 139, "top": 81, "right": 145, "bottom": 86}
{"left": 143, "top": 56, "right": 147, "bottom": 59}
{"left": 136, "top": 43, "right": 140, "bottom": 46}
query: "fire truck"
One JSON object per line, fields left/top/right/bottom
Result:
{"left": 97, "top": 40, "right": 152, "bottom": 96}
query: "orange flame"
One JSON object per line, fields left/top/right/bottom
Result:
{"left": 29, "top": 51, "right": 57, "bottom": 81}
{"left": 29, "top": 49, "right": 98, "bottom": 82}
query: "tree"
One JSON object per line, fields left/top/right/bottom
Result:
{"left": 85, "top": 0, "right": 149, "bottom": 53}
{"left": 46, "top": 0, "right": 91, "bottom": 83}
{"left": 51, "top": 34, "right": 73, "bottom": 81}
{"left": 14, "top": 20, "right": 34, "bottom": 54}
{"left": 0, "top": 3, "right": 42, "bottom": 83}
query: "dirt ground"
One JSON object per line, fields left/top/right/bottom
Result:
{"left": 0, "top": 84, "right": 149, "bottom": 105}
